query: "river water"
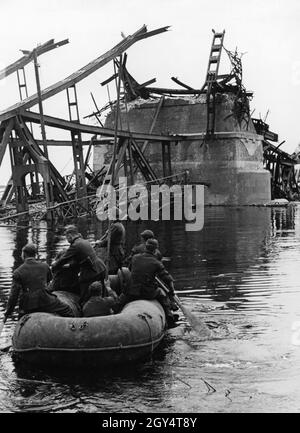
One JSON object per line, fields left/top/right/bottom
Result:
{"left": 0, "top": 205, "right": 300, "bottom": 413}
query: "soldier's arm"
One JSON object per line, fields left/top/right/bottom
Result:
{"left": 4, "top": 273, "right": 22, "bottom": 318}
{"left": 106, "top": 287, "right": 118, "bottom": 300}
{"left": 94, "top": 228, "right": 110, "bottom": 248}
{"left": 96, "top": 239, "right": 107, "bottom": 247}
{"left": 157, "top": 262, "right": 175, "bottom": 294}
{"left": 96, "top": 224, "right": 123, "bottom": 247}
{"left": 52, "top": 243, "right": 78, "bottom": 268}
{"left": 105, "top": 297, "right": 118, "bottom": 308}
{"left": 124, "top": 245, "right": 137, "bottom": 267}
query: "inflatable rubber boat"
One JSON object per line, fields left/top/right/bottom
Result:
{"left": 11, "top": 291, "right": 166, "bottom": 368}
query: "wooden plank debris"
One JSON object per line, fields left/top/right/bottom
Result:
{"left": 171, "top": 77, "right": 195, "bottom": 90}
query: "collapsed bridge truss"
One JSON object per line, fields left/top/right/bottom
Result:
{"left": 0, "top": 26, "right": 299, "bottom": 224}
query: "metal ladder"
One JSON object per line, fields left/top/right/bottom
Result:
{"left": 16, "top": 67, "right": 34, "bottom": 137}
{"left": 66, "top": 84, "right": 80, "bottom": 123}
{"left": 16, "top": 67, "right": 29, "bottom": 100}
{"left": 1, "top": 68, "right": 36, "bottom": 205}
{"left": 66, "top": 84, "right": 88, "bottom": 204}
{"left": 205, "top": 30, "right": 225, "bottom": 135}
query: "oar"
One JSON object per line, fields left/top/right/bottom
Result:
{"left": 155, "top": 277, "right": 211, "bottom": 337}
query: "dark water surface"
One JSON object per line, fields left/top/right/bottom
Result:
{"left": 1, "top": 206, "right": 300, "bottom": 413}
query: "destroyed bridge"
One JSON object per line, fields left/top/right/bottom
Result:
{"left": 0, "top": 25, "right": 298, "bottom": 222}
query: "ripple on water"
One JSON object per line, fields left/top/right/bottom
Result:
{"left": 0, "top": 207, "right": 300, "bottom": 412}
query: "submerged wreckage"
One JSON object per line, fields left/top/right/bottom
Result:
{"left": 0, "top": 25, "right": 299, "bottom": 222}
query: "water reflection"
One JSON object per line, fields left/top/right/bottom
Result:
{"left": 0, "top": 204, "right": 300, "bottom": 412}
{"left": 1, "top": 337, "right": 176, "bottom": 413}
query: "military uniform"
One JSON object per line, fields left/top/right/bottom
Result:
{"left": 115, "top": 251, "right": 175, "bottom": 324}
{"left": 129, "top": 252, "right": 173, "bottom": 299}
{"left": 50, "top": 255, "right": 80, "bottom": 295}
{"left": 53, "top": 235, "right": 106, "bottom": 303}
{"left": 49, "top": 265, "right": 80, "bottom": 295}
{"left": 82, "top": 295, "right": 117, "bottom": 317}
{"left": 127, "top": 242, "right": 162, "bottom": 265}
{"left": 97, "top": 222, "right": 126, "bottom": 274}
{"left": 5, "top": 258, "right": 74, "bottom": 318}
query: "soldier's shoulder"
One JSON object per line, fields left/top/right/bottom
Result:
{"left": 75, "top": 237, "right": 90, "bottom": 247}
{"left": 111, "top": 221, "right": 124, "bottom": 231}
{"left": 132, "top": 251, "right": 144, "bottom": 260}
{"left": 133, "top": 243, "right": 145, "bottom": 253}
{"left": 13, "top": 263, "right": 24, "bottom": 275}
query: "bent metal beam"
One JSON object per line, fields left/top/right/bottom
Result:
{"left": 0, "top": 25, "right": 169, "bottom": 123}
{"left": 0, "top": 39, "right": 69, "bottom": 81}
{"left": 20, "top": 111, "right": 184, "bottom": 142}
{"left": 21, "top": 110, "right": 260, "bottom": 143}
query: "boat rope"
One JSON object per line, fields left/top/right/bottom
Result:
{"left": 16, "top": 315, "right": 31, "bottom": 337}
{"left": 13, "top": 334, "right": 165, "bottom": 353}
{"left": 138, "top": 313, "right": 154, "bottom": 355}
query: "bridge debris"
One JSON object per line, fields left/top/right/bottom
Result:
{"left": 0, "top": 25, "right": 298, "bottom": 223}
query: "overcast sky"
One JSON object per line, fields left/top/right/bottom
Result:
{"left": 0, "top": 0, "right": 299, "bottom": 185}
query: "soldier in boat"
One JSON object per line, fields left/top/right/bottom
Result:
{"left": 94, "top": 220, "right": 126, "bottom": 275}
{"left": 52, "top": 225, "right": 106, "bottom": 304}
{"left": 4, "top": 243, "right": 75, "bottom": 320}
{"left": 117, "top": 238, "right": 178, "bottom": 327}
{"left": 125, "top": 229, "right": 162, "bottom": 266}
{"left": 82, "top": 281, "right": 118, "bottom": 317}
{"left": 126, "top": 230, "right": 177, "bottom": 313}
{"left": 49, "top": 249, "right": 80, "bottom": 295}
